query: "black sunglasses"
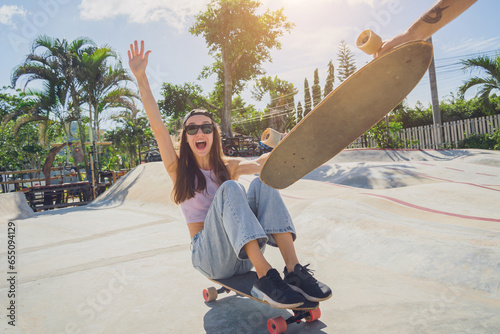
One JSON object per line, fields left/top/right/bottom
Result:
{"left": 185, "top": 124, "right": 214, "bottom": 135}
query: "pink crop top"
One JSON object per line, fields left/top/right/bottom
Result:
{"left": 180, "top": 169, "right": 219, "bottom": 224}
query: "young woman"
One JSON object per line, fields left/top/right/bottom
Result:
{"left": 128, "top": 40, "right": 331, "bottom": 309}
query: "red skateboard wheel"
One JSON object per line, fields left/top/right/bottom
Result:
{"left": 305, "top": 307, "right": 321, "bottom": 322}
{"left": 267, "top": 316, "right": 287, "bottom": 334}
{"left": 203, "top": 287, "right": 218, "bottom": 302}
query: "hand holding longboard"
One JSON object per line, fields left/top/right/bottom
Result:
{"left": 259, "top": 37, "right": 433, "bottom": 189}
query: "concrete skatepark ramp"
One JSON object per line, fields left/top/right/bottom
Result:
{"left": 0, "top": 149, "right": 499, "bottom": 333}
{"left": 0, "top": 192, "right": 34, "bottom": 223}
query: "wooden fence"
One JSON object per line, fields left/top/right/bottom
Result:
{"left": 1, "top": 167, "right": 63, "bottom": 192}
{"left": 1, "top": 167, "right": 131, "bottom": 211}
{"left": 348, "top": 114, "right": 500, "bottom": 149}
{"left": 26, "top": 182, "right": 92, "bottom": 212}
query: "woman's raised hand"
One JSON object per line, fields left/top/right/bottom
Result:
{"left": 128, "top": 40, "right": 151, "bottom": 79}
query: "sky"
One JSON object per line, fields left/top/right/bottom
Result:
{"left": 1, "top": 0, "right": 499, "bottom": 130}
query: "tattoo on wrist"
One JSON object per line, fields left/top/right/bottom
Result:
{"left": 422, "top": 5, "right": 450, "bottom": 24}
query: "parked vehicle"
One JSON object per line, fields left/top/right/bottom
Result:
{"left": 221, "top": 134, "right": 271, "bottom": 157}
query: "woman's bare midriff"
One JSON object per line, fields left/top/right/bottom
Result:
{"left": 188, "top": 222, "right": 205, "bottom": 239}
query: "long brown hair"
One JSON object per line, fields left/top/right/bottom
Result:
{"left": 173, "top": 118, "right": 230, "bottom": 204}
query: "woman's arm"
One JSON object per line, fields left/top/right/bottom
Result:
{"left": 128, "top": 41, "right": 178, "bottom": 180}
{"left": 375, "top": 0, "right": 477, "bottom": 57}
{"left": 227, "top": 153, "right": 270, "bottom": 180}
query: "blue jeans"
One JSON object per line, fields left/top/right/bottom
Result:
{"left": 191, "top": 178, "right": 296, "bottom": 279}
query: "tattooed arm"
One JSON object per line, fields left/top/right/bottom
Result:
{"left": 375, "top": 0, "right": 477, "bottom": 57}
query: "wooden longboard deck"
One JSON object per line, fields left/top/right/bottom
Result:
{"left": 260, "top": 40, "right": 433, "bottom": 189}
{"left": 209, "top": 271, "right": 319, "bottom": 311}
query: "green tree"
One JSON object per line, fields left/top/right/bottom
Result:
{"left": 0, "top": 122, "right": 47, "bottom": 189}
{"left": 106, "top": 109, "right": 154, "bottom": 168}
{"left": 324, "top": 60, "right": 335, "bottom": 97}
{"left": 303, "top": 78, "right": 312, "bottom": 117}
{"left": 391, "top": 94, "right": 500, "bottom": 129}
{"left": 231, "top": 96, "right": 263, "bottom": 136}
{"left": 440, "top": 93, "right": 499, "bottom": 121}
{"left": 312, "top": 69, "right": 321, "bottom": 107}
{"left": 296, "top": 101, "right": 303, "bottom": 121}
{"left": 190, "top": 0, "right": 294, "bottom": 136}
{"left": 157, "top": 82, "right": 221, "bottom": 133}
{"left": 253, "top": 75, "right": 295, "bottom": 132}
{"left": 231, "top": 96, "right": 256, "bottom": 118}
{"left": 459, "top": 54, "right": 500, "bottom": 109}
{"left": 391, "top": 100, "right": 432, "bottom": 128}
{"left": 337, "top": 40, "right": 357, "bottom": 83}
{"left": 0, "top": 89, "right": 48, "bottom": 176}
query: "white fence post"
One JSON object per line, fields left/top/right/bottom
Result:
{"left": 347, "top": 114, "right": 500, "bottom": 150}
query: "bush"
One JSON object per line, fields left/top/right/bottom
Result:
{"left": 457, "top": 129, "right": 500, "bottom": 150}
{"left": 367, "top": 120, "right": 404, "bottom": 149}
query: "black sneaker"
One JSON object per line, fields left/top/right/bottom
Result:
{"left": 251, "top": 269, "right": 305, "bottom": 309}
{"left": 284, "top": 264, "right": 332, "bottom": 302}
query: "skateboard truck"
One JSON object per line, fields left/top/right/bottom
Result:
{"left": 203, "top": 277, "right": 322, "bottom": 334}
{"left": 267, "top": 308, "right": 322, "bottom": 334}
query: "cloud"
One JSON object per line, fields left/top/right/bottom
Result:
{"left": 261, "top": 24, "right": 361, "bottom": 90}
{"left": 0, "top": 5, "right": 27, "bottom": 27}
{"left": 79, "top": 0, "right": 210, "bottom": 32}
{"left": 78, "top": 0, "right": 394, "bottom": 34}
{"left": 440, "top": 37, "right": 500, "bottom": 56}
{"left": 263, "top": 0, "right": 392, "bottom": 9}
{"left": 78, "top": 0, "right": 391, "bottom": 33}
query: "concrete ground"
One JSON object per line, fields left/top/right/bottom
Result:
{"left": 0, "top": 149, "right": 499, "bottom": 334}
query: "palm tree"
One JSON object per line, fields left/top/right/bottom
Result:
{"left": 12, "top": 89, "right": 57, "bottom": 147}
{"left": 77, "top": 47, "right": 136, "bottom": 144}
{"left": 78, "top": 49, "right": 137, "bottom": 176}
{"left": 2, "top": 89, "right": 50, "bottom": 134}
{"left": 12, "top": 35, "right": 137, "bottom": 186}
{"left": 459, "top": 54, "right": 500, "bottom": 110}
{"left": 12, "top": 35, "right": 96, "bottom": 181}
